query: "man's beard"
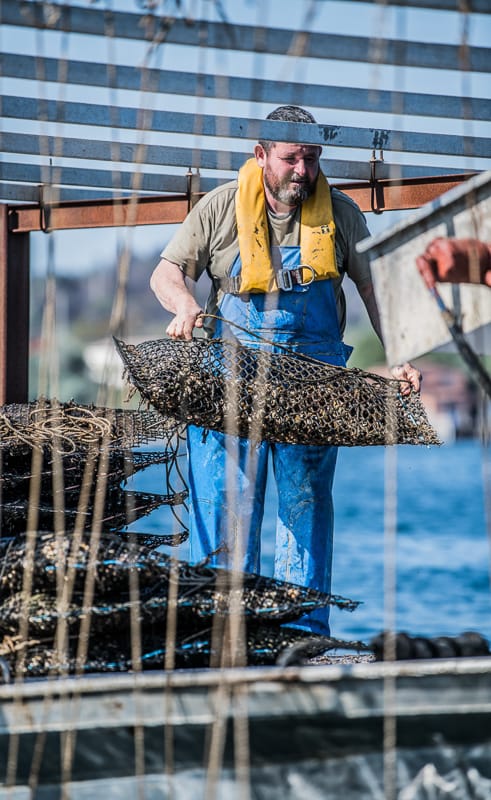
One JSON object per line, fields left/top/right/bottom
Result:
{"left": 263, "top": 166, "right": 316, "bottom": 206}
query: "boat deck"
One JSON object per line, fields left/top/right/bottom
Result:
{"left": 1, "top": 657, "right": 490, "bottom": 799}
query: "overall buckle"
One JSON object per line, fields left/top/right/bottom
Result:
{"left": 276, "top": 268, "right": 294, "bottom": 291}
{"left": 277, "top": 265, "right": 316, "bottom": 292}
{"left": 228, "top": 275, "right": 242, "bottom": 294}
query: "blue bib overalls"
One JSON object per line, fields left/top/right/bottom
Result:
{"left": 187, "top": 245, "right": 352, "bottom": 634}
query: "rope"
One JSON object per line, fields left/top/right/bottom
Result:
{"left": 0, "top": 406, "right": 115, "bottom": 453}
{"left": 200, "top": 312, "right": 411, "bottom": 388}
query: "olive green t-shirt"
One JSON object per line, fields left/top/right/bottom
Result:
{"left": 161, "top": 179, "right": 372, "bottom": 334}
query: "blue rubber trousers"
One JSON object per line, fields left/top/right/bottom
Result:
{"left": 187, "top": 246, "right": 352, "bottom": 634}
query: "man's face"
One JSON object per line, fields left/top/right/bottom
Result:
{"left": 255, "top": 142, "right": 321, "bottom": 208}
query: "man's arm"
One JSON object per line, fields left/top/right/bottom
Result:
{"left": 150, "top": 258, "right": 203, "bottom": 340}
{"left": 358, "top": 282, "right": 422, "bottom": 395}
{"left": 336, "top": 193, "right": 421, "bottom": 394}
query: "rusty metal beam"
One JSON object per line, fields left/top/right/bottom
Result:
{"left": 0, "top": 205, "right": 30, "bottom": 404}
{"left": 7, "top": 175, "right": 475, "bottom": 233}
{"left": 339, "top": 173, "right": 476, "bottom": 214}
{"left": 8, "top": 195, "right": 191, "bottom": 235}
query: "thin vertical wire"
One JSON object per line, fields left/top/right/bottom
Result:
{"left": 194, "top": 1, "right": 259, "bottom": 794}
{"left": 26, "top": 251, "right": 70, "bottom": 795}
{"left": 456, "top": 3, "right": 491, "bottom": 575}
{"left": 366, "top": 2, "right": 401, "bottom": 796}
{"left": 481, "top": 398, "right": 491, "bottom": 594}
{"left": 231, "top": 682, "right": 251, "bottom": 800}
{"left": 98, "top": 8, "right": 143, "bottom": 795}
{"left": 210, "top": 4, "right": 323, "bottom": 797}
{"left": 6, "top": 8, "right": 65, "bottom": 768}
{"left": 383, "top": 442, "right": 398, "bottom": 800}
{"left": 458, "top": 1, "right": 475, "bottom": 167}
{"left": 27, "top": 6, "right": 125, "bottom": 795}
{"left": 197, "top": 0, "right": 248, "bottom": 791}
{"left": 20, "top": 8, "right": 167, "bottom": 792}
{"left": 128, "top": 7, "right": 186, "bottom": 796}
{"left": 95, "top": 3, "right": 173, "bottom": 409}
{"left": 107, "top": 7, "right": 189, "bottom": 797}
{"left": 204, "top": 683, "right": 231, "bottom": 800}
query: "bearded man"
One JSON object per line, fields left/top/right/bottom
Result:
{"left": 150, "top": 105, "right": 420, "bottom": 634}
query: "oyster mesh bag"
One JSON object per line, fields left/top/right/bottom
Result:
{"left": 115, "top": 336, "right": 440, "bottom": 446}
{"left": 0, "top": 532, "right": 360, "bottom": 676}
{"left": 0, "top": 399, "right": 179, "bottom": 451}
{"left": 0, "top": 400, "right": 187, "bottom": 539}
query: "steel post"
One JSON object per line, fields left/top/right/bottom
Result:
{"left": 0, "top": 205, "right": 30, "bottom": 404}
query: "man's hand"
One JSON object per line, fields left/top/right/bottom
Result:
{"left": 150, "top": 258, "right": 203, "bottom": 340}
{"left": 391, "top": 362, "right": 422, "bottom": 395}
{"left": 416, "top": 237, "right": 491, "bottom": 289}
{"left": 166, "top": 306, "right": 203, "bottom": 340}
{"left": 358, "top": 284, "right": 421, "bottom": 395}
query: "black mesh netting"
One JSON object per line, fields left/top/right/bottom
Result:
{"left": 0, "top": 628, "right": 366, "bottom": 676}
{"left": 0, "top": 532, "right": 361, "bottom": 676}
{"left": 114, "top": 336, "right": 441, "bottom": 447}
{"left": 0, "top": 400, "right": 187, "bottom": 542}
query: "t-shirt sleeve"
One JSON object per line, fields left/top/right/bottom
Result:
{"left": 345, "top": 212, "right": 372, "bottom": 289}
{"left": 160, "top": 181, "right": 238, "bottom": 282}
{"left": 160, "top": 197, "right": 212, "bottom": 282}
{"left": 333, "top": 191, "right": 373, "bottom": 289}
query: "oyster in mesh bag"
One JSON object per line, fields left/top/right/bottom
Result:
{"left": 0, "top": 533, "right": 358, "bottom": 621}
{"left": 115, "top": 336, "right": 440, "bottom": 447}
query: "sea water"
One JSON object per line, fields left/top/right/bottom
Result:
{"left": 129, "top": 439, "right": 491, "bottom": 645}
{"left": 329, "top": 440, "right": 490, "bottom": 642}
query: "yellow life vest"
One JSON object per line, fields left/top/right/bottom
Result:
{"left": 235, "top": 157, "right": 339, "bottom": 293}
